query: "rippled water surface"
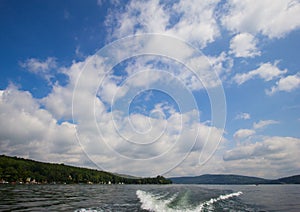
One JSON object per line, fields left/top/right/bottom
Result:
{"left": 0, "top": 184, "right": 299, "bottom": 211}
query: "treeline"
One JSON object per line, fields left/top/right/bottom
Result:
{"left": 169, "top": 174, "right": 300, "bottom": 184}
{"left": 0, "top": 155, "right": 172, "bottom": 184}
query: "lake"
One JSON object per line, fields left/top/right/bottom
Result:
{"left": 0, "top": 184, "right": 299, "bottom": 211}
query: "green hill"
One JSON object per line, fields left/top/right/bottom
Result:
{"left": 169, "top": 174, "right": 300, "bottom": 185}
{"left": 276, "top": 175, "right": 300, "bottom": 184}
{"left": 0, "top": 155, "right": 171, "bottom": 184}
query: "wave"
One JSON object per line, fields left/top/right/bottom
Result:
{"left": 196, "top": 191, "right": 243, "bottom": 211}
{"left": 136, "top": 190, "right": 243, "bottom": 212}
{"left": 74, "top": 209, "right": 98, "bottom": 212}
{"left": 136, "top": 190, "right": 179, "bottom": 211}
{"left": 74, "top": 203, "right": 137, "bottom": 212}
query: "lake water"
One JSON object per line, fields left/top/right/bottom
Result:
{"left": 0, "top": 184, "right": 299, "bottom": 211}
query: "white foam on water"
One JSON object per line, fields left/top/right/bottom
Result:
{"left": 74, "top": 209, "right": 98, "bottom": 212}
{"left": 136, "top": 190, "right": 179, "bottom": 212}
{"left": 74, "top": 203, "right": 136, "bottom": 212}
{"left": 196, "top": 191, "right": 243, "bottom": 211}
{"left": 136, "top": 190, "right": 243, "bottom": 212}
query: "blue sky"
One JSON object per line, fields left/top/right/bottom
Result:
{"left": 0, "top": 0, "right": 300, "bottom": 178}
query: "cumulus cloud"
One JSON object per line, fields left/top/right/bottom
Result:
{"left": 106, "top": 0, "right": 220, "bottom": 48}
{"left": 72, "top": 99, "right": 224, "bottom": 176}
{"left": 221, "top": 135, "right": 300, "bottom": 178}
{"left": 221, "top": 0, "right": 300, "bottom": 38}
{"left": 41, "top": 55, "right": 108, "bottom": 120}
{"left": 235, "top": 112, "right": 251, "bottom": 120}
{"left": 20, "top": 57, "right": 57, "bottom": 82}
{"left": 105, "top": 0, "right": 169, "bottom": 38}
{"left": 0, "top": 85, "right": 83, "bottom": 165}
{"left": 229, "top": 33, "right": 261, "bottom": 58}
{"left": 233, "top": 61, "right": 287, "bottom": 85}
{"left": 166, "top": 0, "right": 220, "bottom": 47}
{"left": 175, "top": 52, "right": 227, "bottom": 90}
{"left": 3, "top": 0, "right": 299, "bottom": 178}
{"left": 169, "top": 134, "right": 300, "bottom": 179}
{"left": 233, "top": 119, "right": 279, "bottom": 141}
{"left": 233, "top": 129, "right": 255, "bottom": 141}
{"left": 104, "top": 1, "right": 229, "bottom": 92}
{"left": 253, "top": 120, "right": 279, "bottom": 129}
{"left": 20, "top": 57, "right": 56, "bottom": 73}
{"left": 224, "top": 136, "right": 300, "bottom": 164}
{"left": 233, "top": 61, "right": 299, "bottom": 96}
{"left": 222, "top": 136, "right": 300, "bottom": 178}
{"left": 266, "top": 73, "right": 300, "bottom": 95}
{"left": 206, "top": 52, "right": 234, "bottom": 81}
{"left": 2, "top": 45, "right": 227, "bottom": 177}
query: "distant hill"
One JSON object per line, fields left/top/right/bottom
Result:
{"left": 169, "top": 174, "right": 300, "bottom": 185}
{"left": 0, "top": 155, "right": 171, "bottom": 184}
{"left": 277, "top": 175, "right": 300, "bottom": 184}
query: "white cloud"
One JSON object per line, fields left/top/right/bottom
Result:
{"left": 106, "top": 0, "right": 169, "bottom": 38}
{"left": 1, "top": 50, "right": 297, "bottom": 178}
{"left": 166, "top": 0, "right": 220, "bottom": 47}
{"left": 79, "top": 106, "right": 224, "bottom": 176}
{"left": 169, "top": 131, "right": 300, "bottom": 179}
{"left": 207, "top": 52, "right": 234, "bottom": 81}
{"left": 221, "top": 0, "right": 300, "bottom": 38}
{"left": 169, "top": 134, "right": 300, "bottom": 179}
{"left": 2, "top": 0, "right": 300, "bottom": 179}
{"left": 179, "top": 53, "right": 226, "bottom": 90}
{"left": 253, "top": 120, "right": 279, "bottom": 129}
{"left": 235, "top": 112, "right": 251, "bottom": 120}
{"left": 20, "top": 57, "right": 57, "bottom": 82}
{"left": 98, "top": 79, "right": 128, "bottom": 104}
{"left": 233, "top": 129, "right": 255, "bottom": 141}
{"left": 41, "top": 55, "right": 107, "bottom": 120}
{"left": 105, "top": 8, "right": 227, "bottom": 91}
{"left": 220, "top": 136, "right": 300, "bottom": 178}
{"left": 41, "top": 84, "right": 74, "bottom": 120}
{"left": 123, "top": 60, "right": 164, "bottom": 88}
{"left": 233, "top": 119, "right": 279, "bottom": 141}
{"left": 229, "top": 33, "right": 261, "bottom": 58}
{"left": 233, "top": 61, "right": 299, "bottom": 96}
{"left": 233, "top": 61, "right": 287, "bottom": 85}
{"left": 75, "top": 46, "right": 84, "bottom": 58}
{"left": 2, "top": 51, "right": 227, "bottom": 177}
{"left": 106, "top": 0, "right": 220, "bottom": 48}
{"left": 266, "top": 73, "right": 300, "bottom": 95}
{"left": 223, "top": 136, "right": 300, "bottom": 169}
{"left": 233, "top": 119, "right": 279, "bottom": 142}
{"left": 0, "top": 85, "right": 83, "bottom": 165}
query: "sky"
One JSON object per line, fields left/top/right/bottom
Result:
{"left": 0, "top": 0, "right": 300, "bottom": 178}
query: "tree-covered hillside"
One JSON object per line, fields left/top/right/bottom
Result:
{"left": 0, "top": 155, "right": 171, "bottom": 184}
{"left": 170, "top": 174, "right": 270, "bottom": 184}
{"left": 169, "top": 174, "right": 300, "bottom": 184}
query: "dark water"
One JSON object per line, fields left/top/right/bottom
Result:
{"left": 0, "top": 184, "right": 299, "bottom": 211}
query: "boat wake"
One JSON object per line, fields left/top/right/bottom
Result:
{"left": 136, "top": 189, "right": 243, "bottom": 212}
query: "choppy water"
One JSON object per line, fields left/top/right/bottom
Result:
{"left": 0, "top": 184, "right": 299, "bottom": 211}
